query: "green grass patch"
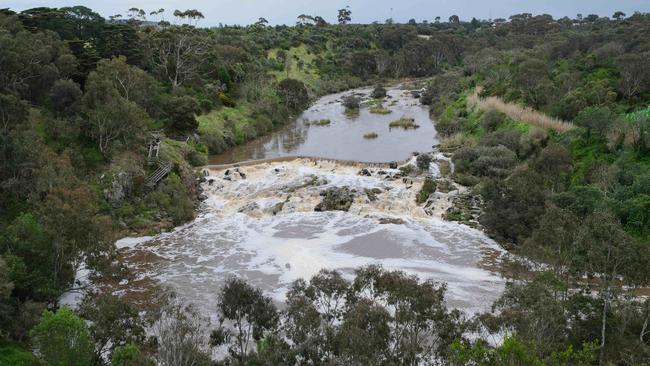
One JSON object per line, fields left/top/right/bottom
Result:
{"left": 363, "top": 132, "right": 379, "bottom": 139}
{"left": 389, "top": 117, "right": 419, "bottom": 129}
{"left": 268, "top": 44, "right": 321, "bottom": 91}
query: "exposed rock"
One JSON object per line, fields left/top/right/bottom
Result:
{"left": 435, "top": 179, "right": 455, "bottom": 193}
{"left": 105, "top": 171, "right": 133, "bottom": 206}
{"left": 239, "top": 171, "right": 246, "bottom": 179}
{"left": 364, "top": 188, "right": 382, "bottom": 202}
{"left": 238, "top": 202, "right": 260, "bottom": 213}
{"left": 314, "top": 186, "right": 355, "bottom": 212}
{"left": 358, "top": 168, "right": 372, "bottom": 176}
{"left": 378, "top": 217, "right": 406, "bottom": 225}
{"left": 389, "top": 162, "right": 398, "bottom": 169}
{"left": 443, "top": 193, "right": 483, "bottom": 229}
{"left": 272, "top": 201, "right": 285, "bottom": 215}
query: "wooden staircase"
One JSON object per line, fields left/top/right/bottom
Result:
{"left": 146, "top": 160, "right": 173, "bottom": 187}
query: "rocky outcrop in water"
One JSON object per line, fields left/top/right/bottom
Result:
{"left": 443, "top": 193, "right": 483, "bottom": 229}
{"left": 314, "top": 186, "right": 355, "bottom": 212}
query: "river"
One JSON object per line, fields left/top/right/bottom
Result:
{"left": 115, "top": 84, "right": 505, "bottom": 322}
{"left": 209, "top": 85, "right": 438, "bottom": 164}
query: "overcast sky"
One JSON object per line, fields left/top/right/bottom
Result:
{"left": 5, "top": 0, "right": 650, "bottom": 26}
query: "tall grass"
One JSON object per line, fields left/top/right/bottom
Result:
{"left": 468, "top": 88, "right": 574, "bottom": 133}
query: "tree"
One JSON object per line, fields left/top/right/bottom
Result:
{"left": 284, "top": 270, "right": 349, "bottom": 361}
{"left": 480, "top": 168, "right": 546, "bottom": 244}
{"left": 94, "top": 56, "right": 159, "bottom": 110}
{"left": 0, "top": 93, "right": 29, "bottom": 133}
{"left": 37, "top": 185, "right": 111, "bottom": 291}
{"left": 164, "top": 95, "right": 200, "bottom": 132}
{"left": 0, "top": 256, "right": 14, "bottom": 339}
{"left": 49, "top": 79, "right": 82, "bottom": 116}
{"left": 337, "top": 6, "right": 352, "bottom": 24}
{"left": 297, "top": 14, "right": 315, "bottom": 26}
{"left": 613, "top": 11, "right": 626, "bottom": 20}
{"left": 574, "top": 107, "right": 615, "bottom": 139}
{"left": 148, "top": 26, "right": 210, "bottom": 89}
{"left": 277, "top": 78, "right": 309, "bottom": 113}
{"left": 85, "top": 91, "right": 147, "bottom": 154}
{"left": 255, "top": 17, "right": 268, "bottom": 27}
{"left": 314, "top": 16, "right": 328, "bottom": 26}
{"left": 154, "top": 298, "right": 210, "bottom": 366}
{"left": 616, "top": 53, "right": 649, "bottom": 100}
{"left": 112, "top": 343, "right": 155, "bottom": 366}
{"left": 212, "top": 277, "right": 278, "bottom": 364}
{"left": 449, "top": 15, "right": 460, "bottom": 24}
{"left": 78, "top": 291, "right": 146, "bottom": 360}
{"left": 0, "top": 12, "right": 74, "bottom": 100}
{"left": 349, "top": 266, "right": 466, "bottom": 364}
{"left": 30, "top": 307, "right": 94, "bottom": 366}
{"left": 513, "top": 58, "right": 553, "bottom": 108}
{"left": 576, "top": 211, "right": 640, "bottom": 364}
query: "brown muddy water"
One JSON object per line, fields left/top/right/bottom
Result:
{"left": 209, "top": 85, "right": 439, "bottom": 164}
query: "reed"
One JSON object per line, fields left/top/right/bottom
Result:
{"left": 467, "top": 89, "right": 574, "bottom": 133}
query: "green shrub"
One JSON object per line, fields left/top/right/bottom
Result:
{"left": 0, "top": 342, "right": 34, "bottom": 366}
{"left": 480, "top": 109, "right": 505, "bottom": 131}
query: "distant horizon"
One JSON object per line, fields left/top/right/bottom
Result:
{"left": 4, "top": 0, "right": 650, "bottom": 27}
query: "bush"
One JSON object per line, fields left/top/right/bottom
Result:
{"left": 480, "top": 109, "right": 505, "bottom": 132}
{"left": 480, "top": 129, "right": 522, "bottom": 155}
{"left": 416, "top": 154, "right": 432, "bottom": 170}
{"left": 186, "top": 149, "right": 208, "bottom": 167}
{"left": 278, "top": 78, "right": 309, "bottom": 112}
{"left": 218, "top": 92, "right": 237, "bottom": 108}
{"left": 371, "top": 85, "right": 387, "bottom": 99}
{"left": 453, "top": 145, "right": 517, "bottom": 178}
{"left": 342, "top": 95, "right": 361, "bottom": 109}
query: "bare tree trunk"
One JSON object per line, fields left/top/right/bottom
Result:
{"left": 642, "top": 300, "right": 650, "bottom": 343}
{"left": 599, "top": 286, "right": 609, "bottom": 365}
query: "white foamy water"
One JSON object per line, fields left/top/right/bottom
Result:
{"left": 120, "top": 159, "right": 504, "bottom": 319}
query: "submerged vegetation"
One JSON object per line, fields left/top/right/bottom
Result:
{"left": 0, "top": 3, "right": 649, "bottom": 365}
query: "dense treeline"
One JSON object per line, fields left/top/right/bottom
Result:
{"left": 420, "top": 11, "right": 650, "bottom": 365}
{"left": 1, "top": 5, "right": 650, "bottom": 365}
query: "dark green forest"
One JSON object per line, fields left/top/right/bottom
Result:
{"left": 1, "top": 6, "right": 650, "bottom": 365}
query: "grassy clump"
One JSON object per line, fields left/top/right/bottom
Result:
{"left": 369, "top": 105, "right": 392, "bottom": 115}
{"left": 306, "top": 119, "right": 331, "bottom": 126}
{"left": 345, "top": 108, "right": 360, "bottom": 118}
{"left": 389, "top": 117, "right": 420, "bottom": 129}
{"left": 416, "top": 177, "right": 437, "bottom": 204}
{"left": 363, "top": 132, "right": 379, "bottom": 139}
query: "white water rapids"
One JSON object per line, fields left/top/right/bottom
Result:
{"left": 117, "top": 158, "right": 505, "bottom": 320}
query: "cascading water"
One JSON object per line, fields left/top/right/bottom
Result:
{"left": 118, "top": 158, "right": 504, "bottom": 321}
